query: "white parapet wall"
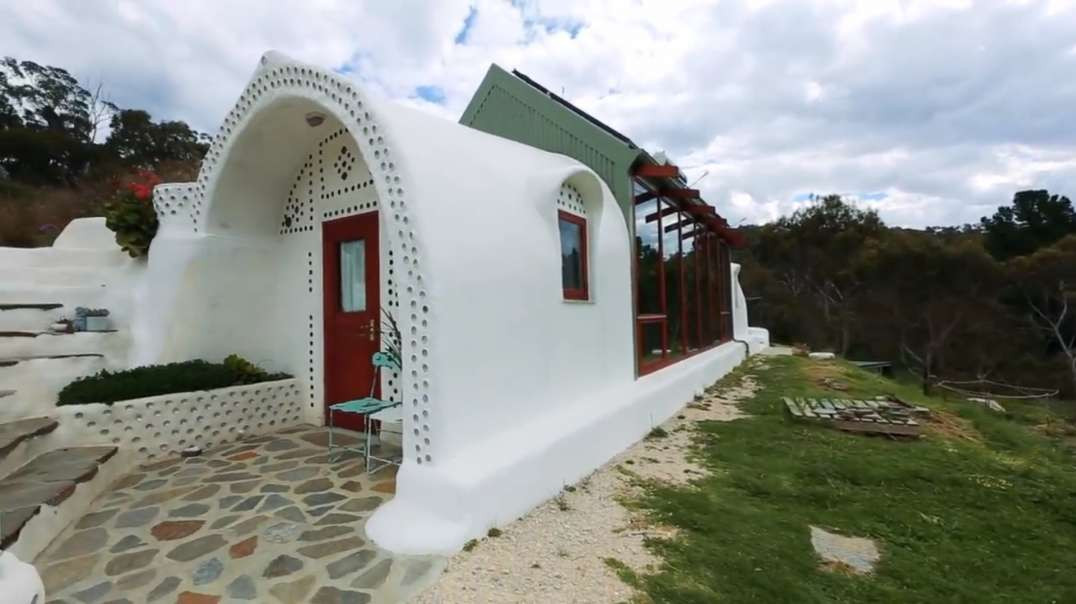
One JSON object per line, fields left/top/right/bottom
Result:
{"left": 52, "top": 378, "right": 306, "bottom": 463}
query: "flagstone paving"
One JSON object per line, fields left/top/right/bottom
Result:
{"left": 35, "top": 425, "right": 445, "bottom": 603}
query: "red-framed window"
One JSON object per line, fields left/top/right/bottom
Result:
{"left": 633, "top": 178, "right": 734, "bottom": 375}
{"left": 558, "top": 210, "right": 588, "bottom": 300}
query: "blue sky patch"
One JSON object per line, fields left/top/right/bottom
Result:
{"left": 538, "top": 17, "right": 584, "bottom": 38}
{"left": 455, "top": 7, "right": 478, "bottom": 44}
{"left": 415, "top": 85, "right": 446, "bottom": 104}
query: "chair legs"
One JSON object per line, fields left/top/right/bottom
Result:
{"left": 364, "top": 417, "right": 373, "bottom": 472}
{"left": 327, "top": 408, "right": 366, "bottom": 463}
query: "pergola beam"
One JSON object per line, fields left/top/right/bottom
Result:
{"left": 634, "top": 187, "right": 701, "bottom": 205}
{"left": 635, "top": 164, "right": 681, "bottom": 179}
{"left": 664, "top": 218, "right": 695, "bottom": 233}
{"left": 634, "top": 190, "right": 659, "bottom": 204}
{"left": 661, "top": 187, "right": 700, "bottom": 200}
{"left": 644, "top": 206, "right": 680, "bottom": 223}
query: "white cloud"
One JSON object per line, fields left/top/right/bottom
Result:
{"left": 3, "top": 0, "right": 1074, "bottom": 228}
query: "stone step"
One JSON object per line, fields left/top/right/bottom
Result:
{"left": 0, "top": 287, "right": 111, "bottom": 308}
{"left": 0, "top": 355, "right": 109, "bottom": 420}
{"left": 0, "top": 303, "right": 64, "bottom": 311}
{"left": 0, "top": 304, "right": 66, "bottom": 332}
{"left": 0, "top": 416, "right": 58, "bottom": 458}
{"left": 0, "top": 247, "right": 129, "bottom": 269}
{"left": 0, "top": 353, "right": 105, "bottom": 368}
{"left": 0, "top": 266, "right": 119, "bottom": 289}
{"left": 0, "top": 445, "right": 117, "bottom": 549}
{"left": 0, "top": 331, "right": 125, "bottom": 361}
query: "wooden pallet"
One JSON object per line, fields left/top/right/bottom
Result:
{"left": 783, "top": 397, "right": 922, "bottom": 436}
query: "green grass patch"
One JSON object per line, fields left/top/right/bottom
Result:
{"left": 623, "top": 355, "right": 1076, "bottom": 603}
{"left": 57, "top": 354, "right": 291, "bottom": 405}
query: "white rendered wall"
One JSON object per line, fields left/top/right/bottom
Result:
{"left": 130, "top": 52, "right": 765, "bottom": 555}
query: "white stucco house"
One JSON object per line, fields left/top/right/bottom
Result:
{"left": 0, "top": 52, "right": 768, "bottom": 557}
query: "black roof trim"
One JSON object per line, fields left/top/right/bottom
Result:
{"left": 510, "top": 68, "right": 639, "bottom": 150}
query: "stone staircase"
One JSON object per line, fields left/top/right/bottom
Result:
{"left": 0, "top": 304, "right": 117, "bottom": 421}
{"left": 0, "top": 412, "right": 118, "bottom": 556}
{"left": 0, "top": 219, "right": 138, "bottom": 420}
{"left": 0, "top": 219, "right": 139, "bottom": 558}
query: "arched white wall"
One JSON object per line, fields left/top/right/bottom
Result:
{"left": 132, "top": 51, "right": 764, "bottom": 555}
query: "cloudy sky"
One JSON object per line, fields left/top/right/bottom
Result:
{"left": 4, "top": 0, "right": 1075, "bottom": 227}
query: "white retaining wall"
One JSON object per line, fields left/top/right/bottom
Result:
{"left": 4, "top": 379, "right": 307, "bottom": 561}
{"left": 53, "top": 378, "right": 306, "bottom": 463}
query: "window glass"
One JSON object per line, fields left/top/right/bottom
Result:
{"left": 340, "top": 239, "right": 366, "bottom": 312}
{"left": 559, "top": 217, "right": 584, "bottom": 292}
{"left": 662, "top": 202, "right": 685, "bottom": 359}
{"left": 639, "top": 320, "right": 665, "bottom": 366}
{"left": 635, "top": 196, "right": 662, "bottom": 315}
{"left": 683, "top": 232, "right": 701, "bottom": 351}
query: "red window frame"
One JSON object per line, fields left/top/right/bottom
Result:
{"left": 632, "top": 178, "right": 735, "bottom": 376}
{"left": 558, "top": 210, "right": 589, "bottom": 301}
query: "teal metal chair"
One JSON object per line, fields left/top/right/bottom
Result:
{"left": 328, "top": 351, "right": 401, "bottom": 465}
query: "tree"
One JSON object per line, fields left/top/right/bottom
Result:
{"left": 0, "top": 57, "right": 99, "bottom": 183}
{"left": 857, "top": 231, "right": 1003, "bottom": 394}
{"left": 754, "top": 195, "right": 885, "bottom": 356}
{"left": 0, "top": 126, "right": 94, "bottom": 184}
{"left": 981, "top": 190, "right": 1076, "bottom": 261}
{"left": 1, "top": 57, "right": 93, "bottom": 139}
{"left": 105, "top": 109, "right": 209, "bottom": 168}
{"left": 85, "top": 81, "right": 118, "bottom": 143}
{"left": 1008, "top": 235, "right": 1076, "bottom": 394}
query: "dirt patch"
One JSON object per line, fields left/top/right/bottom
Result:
{"left": 414, "top": 364, "right": 765, "bottom": 603}
{"left": 803, "top": 361, "right": 853, "bottom": 392}
{"left": 803, "top": 360, "right": 845, "bottom": 380}
{"left": 1034, "top": 418, "right": 1076, "bottom": 439}
{"left": 925, "top": 410, "right": 983, "bottom": 443}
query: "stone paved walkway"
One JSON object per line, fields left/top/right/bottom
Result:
{"left": 35, "top": 425, "right": 445, "bottom": 603}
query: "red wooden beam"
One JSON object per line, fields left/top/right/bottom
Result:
{"left": 636, "top": 187, "right": 701, "bottom": 205}
{"left": 661, "top": 188, "right": 700, "bottom": 200}
{"left": 664, "top": 218, "right": 694, "bottom": 233}
{"left": 635, "top": 164, "right": 681, "bottom": 179}
{"left": 634, "top": 190, "right": 659, "bottom": 204}
{"left": 681, "top": 228, "right": 701, "bottom": 241}
{"left": 645, "top": 205, "right": 680, "bottom": 223}
{"left": 681, "top": 203, "right": 715, "bottom": 218}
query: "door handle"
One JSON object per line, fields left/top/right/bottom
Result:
{"left": 368, "top": 318, "right": 377, "bottom": 342}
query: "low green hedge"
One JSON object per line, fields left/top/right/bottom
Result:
{"left": 57, "top": 355, "right": 291, "bottom": 406}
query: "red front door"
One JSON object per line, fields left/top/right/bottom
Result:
{"left": 323, "top": 213, "right": 380, "bottom": 430}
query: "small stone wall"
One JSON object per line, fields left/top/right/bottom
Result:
{"left": 55, "top": 379, "right": 305, "bottom": 462}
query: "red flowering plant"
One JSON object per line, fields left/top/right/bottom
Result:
{"left": 104, "top": 170, "right": 161, "bottom": 258}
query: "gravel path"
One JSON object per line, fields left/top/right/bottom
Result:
{"left": 416, "top": 363, "right": 763, "bottom": 603}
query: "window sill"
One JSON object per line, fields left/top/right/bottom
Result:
{"left": 637, "top": 337, "right": 733, "bottom": 377}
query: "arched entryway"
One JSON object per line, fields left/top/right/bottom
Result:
{"left": 165, "top": 54, "right": 439, "bottom": 469}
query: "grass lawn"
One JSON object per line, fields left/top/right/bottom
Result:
{"left": 616, "top": 355, "right": 1076, "bottom": 603}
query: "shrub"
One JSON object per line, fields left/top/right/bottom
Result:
{"left": 57, "top": 356, "right": 291, "bottom": 405}
{"left": 646, "top": 426, "right": 669, "bottom": 439}
{"left": 103, "top": 170, "right": 159, "bottom": 257}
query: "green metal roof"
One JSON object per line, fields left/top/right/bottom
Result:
{"left": 459, "top": 64, "right": 647, "bottom": 226}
